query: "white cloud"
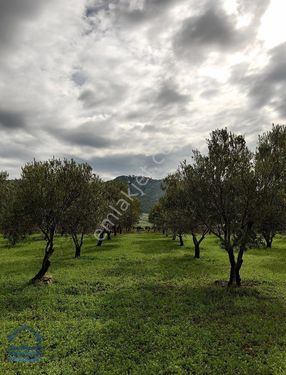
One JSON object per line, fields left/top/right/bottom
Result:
{"left": 0, "top": 0, "right": 284, "bottom": 178}
{"left": 259, "top": 0, "right": 286, "bottom": 48}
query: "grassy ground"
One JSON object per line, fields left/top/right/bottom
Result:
{"left": 0, "top": 232, "right": 285, "bottom": 375}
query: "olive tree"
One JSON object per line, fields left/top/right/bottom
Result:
{"left": 255, "top": 125, "right": 286, "bottom": 247}
{"left": 96, "top": 180, "right": 129, "bottom": 246}
{"left": 148, "top": 199, "right": 167, "bottom": 233}
{"left": 62, "top": 172, "right": 104, "bottom": 258}
{"left": 190, "top": 129, "right": 256, "bottom": 286}
{"left": 18, "top": 158, "right": 95, "bottom": 282}
{"left": 1, "top": 179, "right": 31, "bottom": 246}
{"left": 161, "top": 173, "right": 190, "bottom": 246}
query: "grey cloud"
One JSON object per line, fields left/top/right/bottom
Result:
{"left": 0, "top": 0, "right": 281, "bottom": 179}
{"left": 200, "top": 89, "right": 218, "bottom": 99}
{"left": 0, "top": 110, "right": 26, "bottom": 129}
{"left": 173, "top": 0, "right": 270, "bottom": 63}
{"left": 86, "top": 0, "right": 176, "bottom": 24}
{"left": 121, "top": 0, "right": 175, "bottom": 24}
{"left": 173, "top": 5, "right": 248, "bottom": 62}
{"left": 211, "top": 106, "right": 271, "bottom": 147}
{"left": 237, "top": 0, "right": 270, "bottom": 24}
{"left": 156, "top": 82, "right": 190, "bottom": 107}
{"left": 128, "top": 81, "right": 191, "bottom": 120}
{"left": 72, "top": 71, "right": 87, "bottom": 87}
{"left": 0, "top": 0, "right": 47, "bottom": 51}
{"left": 65, "top": 133, "right": 112, "bottom": 148}
{"left": 53, "top": 121, "right": 115, "bottom": 148}
{"left": 79, "top": 89, "right": 97, "bottom": 107}
{"left": 141, "top": 124, "right": 177, "bottom": 134}
{"left": 85, "top": 143, "right": 194, "bottom": 178}
{"left": 78, "top": 82, "right": 127, "bottom": 109}
{"left": 245, "top": 43, "right": 286, "bottom": 117}
{"left": 0, "top": 142, "right": 32, "bottom": 160}
{"left": 85, "top": 2, "right": 111, "bottom": 17}
{"left": 230, "top": 63, "right": 250, "bottom": 84}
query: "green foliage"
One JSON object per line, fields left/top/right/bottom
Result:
{"left": 0, "top": 171, "right": 9, "bottom": 225}
{"left": 16, "top": 158, "right": 104, "bottom": 280}
{"left": 149, "top": 199, "right": 167, "bottom": 231}
{"left": 62, "top": 173, "right": 104, "bottom": 257}
{"left": 0, "top": 233, "right": 285, "bottom": 374}
{"left": 1, "top": 180, "right": 29, "bottom": 246}
{"left": 119, "top": 197, "right": 141, "bottom": 231}
{"left": 255, "top": 124, "right": 286, "bottom": 247}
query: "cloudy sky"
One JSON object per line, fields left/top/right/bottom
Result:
{"left": 0, "top": 0, "right": 285, "bottom": 179}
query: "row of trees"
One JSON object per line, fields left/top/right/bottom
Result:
{"left": 149, "top": 125, "right": 286, "bottom": 287}
{"left": 0, "top": 159, "right": 140, "bottom": 283}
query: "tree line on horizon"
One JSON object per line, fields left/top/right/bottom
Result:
{"left": 149, "top": 125, "right": 286, "bottom": 287}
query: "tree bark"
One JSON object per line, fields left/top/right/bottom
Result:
{"left": 192, "top": 233, "right": 200, "bottom": 258}
{"left": 262, "top": 231, "right": 274, "bottom": 248}
{"left": 266, "top": 240, "right": 272, "bottom": 248}
{"left": 235, "top": 247, "right": 244, "bottom": 287}
{"left": 75, "top": 245, "right": 81, "bottom": 258}
{"left": 194, "top": 243, "right": 200, "bottom": 258}
{"left": 227, "top": 246, "right": 244, "bottom": 287}
{"left": 31, "top": 230, "right": 55, "bottom": 283}
{"left": 265, "top": 237, "right": 273, "bottom": 248}
{"left": 179, "top": 234, "right": 184, "bottom": 246}
{"left": 73, "top": 233, "right": 84, "bottom": 258}
{"left": 227, "top": 246, "right": 236, "bottom": 287}
{"left": 172, "top": 232, "right": 176, "bottom": 240}
{"left": 192, "top": 230, "right": 207, "bottom": 259}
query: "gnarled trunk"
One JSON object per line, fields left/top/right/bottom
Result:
{"left": 75, "top": 246, "right": 81, "bottom": 258}
{"left": 31, "top": 230, "right": 55, "bottom": 283}
{"left": 227, "top": 246, "right": 237, "bottom": 286}
{"left": 227, "top": 246, "right": 244, "bottom": 287}
{"left": 192, "top": 229, "right": 207, "bottom": 259}
{"left": 194, "top": 243, "right": 200, "bottom": 258}
{"left": 179, "top": 234, "right": 184, "bottom": 246}
{"left": 262, "top": 231, "right": 274, "bottom": 248}
{"left": 192, "top": 234, "right": 200, "bottom": 259}
{"left": 73, "top": 233, "right": 84, "bottom": 258}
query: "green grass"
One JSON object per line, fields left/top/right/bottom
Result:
{"left": 0, "top": 232, "right": 285, "bottom": 375}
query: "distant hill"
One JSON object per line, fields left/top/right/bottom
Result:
{"left": 114, "top": 175, "right": 164, "bottom": 213}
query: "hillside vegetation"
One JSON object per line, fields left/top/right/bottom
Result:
{"left": 114, "top": 175, "right": 164, "bottom": 212}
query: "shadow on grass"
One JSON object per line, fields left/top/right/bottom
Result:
{"left": 69, "top": 281, "right": 286, "bottom": 374}
{"left": 133, "top": 237, "right": 185, "bottom": 255}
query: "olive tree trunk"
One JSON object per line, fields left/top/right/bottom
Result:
{"left": 179, "top": 234, "right": 184, "bottom": 246}
{"left": 73, "top": 233, "right": 84, "bottom": 258}
{"left": 191, "top": 229, "right": 208, "bottom": 259}
{"left": 31, "top": 229, "right": 55, "bottom": 283}
{"left": 227, "top": 246, "right": 244, "bottom": 287}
